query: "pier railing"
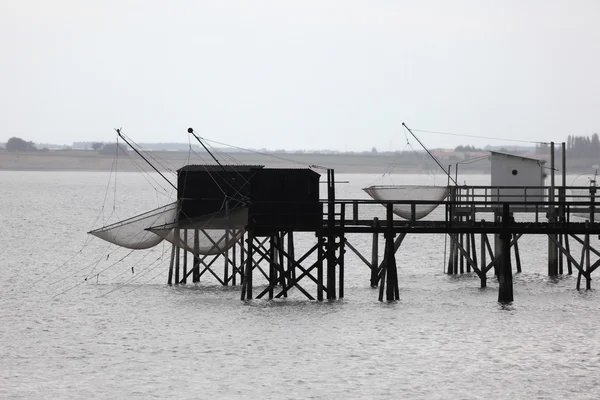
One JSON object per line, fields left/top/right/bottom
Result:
{"left": 315, "top": 185, "right": 600, "bottom": 233}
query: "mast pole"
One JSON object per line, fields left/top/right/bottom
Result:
{"left": 402, "top": 123, "right": 458, "bottom": 186}
{"left": 187, "top": 128, "right": 228, "bottom": 173}
{"left": 115, "top": 129, "right": 177, "bottom": 190}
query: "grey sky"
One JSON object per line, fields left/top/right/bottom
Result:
{"left": 1, "top": 0, "right": 599, "bottom": 151}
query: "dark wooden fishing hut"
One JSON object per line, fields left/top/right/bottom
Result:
{"left": 174, "top": 164, "right": 327, "bottom": 300}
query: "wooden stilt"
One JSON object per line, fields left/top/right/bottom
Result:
{"left": 232, "top": 233, "right": 237, "bottom": 286}
{"left": 370, "top": 218, "right": 379, "bottom": 287}
{"left": 494, "top": 213, "right": 501, "bottom": 278}
{"left": 558, "top": 233, "right": 564, "bottom": 275}
{"left": 385, "top": 235, "right": 396, "bottom": 301}
{"left": 548, "top": 233, "right": 559, "bottom": 277}
{"left": 498, "top": 204, "right": 513, "bottom": 303}
{"left": 470, "top": 233, "right": 478, "bottom": 274}
{"left": 378, "top": 254, "right": 387, "bottom": 302}
{"left": 278, "top": 232, "right": 286, "bottom": 288}
{"left": 182, "top": 229, "right": 188, "bottom": 284}
{"left": 317, "top": 236, "right": 324, "bottom": 301}
{"left": 244, "top": 230, "right": 254, "bottom": 300}
{"left": 287, "top": 231, "right": 295, "bottom": 282}
{"left": 168, "top": 243, "right": 175, "bottom": 285}
{"left": 378, "top": 203, "right": 399, "bottom": 302}
{"left": 276, "top": 233, "right": 288, "bottom": 298}
{"left": 452, "top": 234, "right": 459, "bottom": 274}
{"left": 240, "top": 233, "right": 245, "bottom": 283}
{"left": 175, "top": 244, "right": 180, "bottom": 285}
{"left": 224, "top": 229, "right": 230, "bottom": 286}
{"left": 513, "top": 233, "right": 522, "bottom": 273}
{"left": 193, "top": 229, "right": 200, "bottom": 283}
{"left": 564, "top": 230, "right": 573, "bottom": 277}
{"left": 459, "top": 233, "right": 465, "bottom": 274}
{"left": 585, "top": 232, "right": 591, "bottom": 290}
{"left": 446, "top": 234, "right": 454, "bottom": 275}
{"left": 480, "top": 230, "right": 487, "bottom": 288}
{"left": 576, "top": 236, "right": 584, "bottom": 290}
{"left": 326, "top": 234, "right": 336, "bottom": 299}
{"left": 465, "top": 232, "right": 471, "bottom": 273}
{"left": 339, "top": 204, "right": 346, "bottom": 299}
{"left": 269, "top": 235, "right": 275, "bottom": 299}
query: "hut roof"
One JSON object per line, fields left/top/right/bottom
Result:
{"left": 177, "top": 164, "right": 265, "bottom": 172}
{"left": 490, "top": 151, "right": 546, "bottom": 164}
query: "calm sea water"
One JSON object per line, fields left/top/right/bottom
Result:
{"left": 1, "top": 171, "right": 600, "bottom": 399}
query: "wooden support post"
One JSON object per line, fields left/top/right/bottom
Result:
{"left": 446, "top": 234, "right": 455, "bottom": 275}
{"left": 480, "top": 230, "right": 487, "bottom": 288}
{"left": 326, "top": 168, "right": 336, "bottom": 299}
{"left": 565, "top": 234, "right": 573, "bottom": 275}
{"left": 239, "top": 232, "right": 246, "bottom": 285}
{"left": 175, "top": 243, "right": 180, "bottom": 285}
{"left": 317, "top": 236, "right": 324, "bottom": 301}
{"left": 384, "top": 234, "right": 399, "bottom": 301}
{"left": 494, "top": 214, "right": 501, "bottom": 278}
{"left": 558, "top": 233, "right": 565, "bottom": 275}
{"left": 379, "top": 203, "right": 399, "bottom": 302}
{"left": 548, "top": 232, "right": 559, "bottom": 277}
{"left": 278, "top": 232, "right": 286, "bottom": 288}
{"left": 168, "top": 243, "right": 175, "bottom": 285}
{"left": 459, "top": 232, "right": 465, "bottom": 274}
{"left": 586, "top": 233, "right": 591, "bottom": 290}
{"left": 558, "top": 233, "right": 564, "bottom": 275}
{"left": 339, "top": 204, "right": 346, "bottom": 299}
{"left": 244, "top": 230, "right": 254, "bottom": 300}
{"left": 513, "top": 233, "right": 522, "bottom": 273}
{"left": 276, "top": 233, "right": 288, "bottom": 298}
{"left": 232, "top": 233, "right": 237, "bottom": 286}
{"left": 465, "top": 232, "right": 471, "bottom": 273}
{"left": 548, "top": 142, "right": 559, "bottom": 277}
{"left": 470, "top": 233, "right": 478, "bottom": 274}
{"left": 453, "top": 234, "right": 459, "bottom": 274}
{"left": 224, "top": 229, "right": 230, "bottom": 286}
{"left": 269, "top": 235, "right": 275, "bottom": 299}
{"left": 326, "top": 235, "right": 336, "bottom": 299}
{"left": 182, "top": 229, "right": 188, "bottom": 284}
{"left": 287, "top": 231, "right": 295, "bottom": 282}
{"left": 588, "top": 188, "right": 596, "bottom": 289}
{"left": 585, "top": 235, "right": 592, "bottom": 290}
{"left": 498, "top": 204, "right": 513, "bottom": 303}
{"left": 370, "top": 217, "right": 379, "bottom": 287}
{"left": 193, "top": 229, "right": 200, "bottom": 283}
{"left": 576, "top": 234, "right": 586, "bottom": 290}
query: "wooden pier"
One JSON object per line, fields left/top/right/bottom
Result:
{"left": 165, "top": 167, "right": 600, "bottom": 304}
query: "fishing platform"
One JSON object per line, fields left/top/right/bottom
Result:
{"left": 89, "top": 129, "right": 600, "bottom": 304}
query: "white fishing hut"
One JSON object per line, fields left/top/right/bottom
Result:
{"left": 490, "top": 151, "right": 547, "bottom": 205}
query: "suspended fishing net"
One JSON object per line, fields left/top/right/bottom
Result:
{"left": 363, "top": 185, "right": 449, "bottom": 220}
{"left": 88, "top": 202, "right": 178, "bottom": 249}
{"left": 151, "top": 228, "right": 245, "bottom": 256}
{"left": 148, "top": 207, "right": 248, "bottom": 255}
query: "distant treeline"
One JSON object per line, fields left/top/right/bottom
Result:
{"left": 72, "top": 142, "right": 202, "bottom": 151}
{"left": 566, "top": 134, "right": 600, "bottom": 158}
{"left": 3, "top": 137, "right": 49, "bottom": 152}
{"left": 3, "top": 134, "right": 599, "bottom": 158}
{"left": 531, "top": 134, "right": 599, "bottom": 158}
{"left": 2, "top": 137, "right": 129, "bottom": 155}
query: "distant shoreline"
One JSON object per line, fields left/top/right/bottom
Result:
{"left": 0, "top": 149, "right": 593, "bottom": 175}
{"left": 0, "top": 150, "right": 478, "bottom": 175}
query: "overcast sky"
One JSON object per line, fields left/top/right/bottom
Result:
{"left": 1, "top": 0, "right": 599, "bottom": 151}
